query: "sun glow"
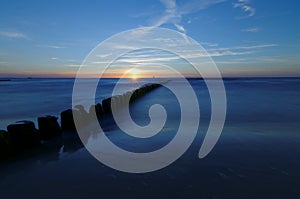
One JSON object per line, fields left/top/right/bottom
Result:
{"left": 127, "top": 68, "right": 140, "bottom": 80}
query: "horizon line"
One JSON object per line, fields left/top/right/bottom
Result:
{"left": 1, "top": 76, "right": 300, "bottom": 79}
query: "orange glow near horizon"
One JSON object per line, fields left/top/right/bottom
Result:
{"left": 127, "top": 68, "right": 140, "bottom": 80}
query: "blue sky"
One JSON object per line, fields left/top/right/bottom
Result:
{"left": 0, "top": 0, "right": 299, "bottom": 77}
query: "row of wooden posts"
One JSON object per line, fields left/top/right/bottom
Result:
{"left": 0, "top": 82, "right": 166, "bottom": 159}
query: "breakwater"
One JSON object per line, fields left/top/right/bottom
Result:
{"left": 0, "top": 81, "right": 168, "bottom": 161}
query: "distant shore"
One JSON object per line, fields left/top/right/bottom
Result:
{"left": 0, "top": 76, "right": 299, "bottom": 80}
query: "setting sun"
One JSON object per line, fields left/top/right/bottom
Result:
{"left": 127, "top": 68, "right": 140, "bottom": 80}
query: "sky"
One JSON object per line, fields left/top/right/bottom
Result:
{"left": 0, "top": 0, "right": 299, "bottom": 78}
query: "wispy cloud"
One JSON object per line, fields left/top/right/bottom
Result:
{"left": 174, "top": 23, "right": 185, "bottom": 32}
{"left": 242, "top": 27, "right": 259, "bottom": 32}
{"left": 236, "top": 44, "right": 278, "bottom": 49}
{"left": 94, "top": 43, "right": 277, "bottom": 66}
{"left": 96, "top": 53, "right": 113, "bottom": 58}
{"left": 206, "top": 50, "right": 254, "bottom": 57}
{"left": 90, "top": 42, "right": 278, "bottom": 68}
{"left": 233, "top": 0, "right": 255, "bottom": 18}
{"left": 0, "top": 31, "right": 28, "bottom": 39}
{"left": 208, "top": 44, "right": 278, "bottom": 51}
{"left": 201, "top": 43, "right": 275, "bottom": 56}
{"left": 154, "top": 0, "right": 225, "bottom": 33}
{"left": 64, "top": 64, "right": 82, "bottom": 68}
{"left": 37, "top": 45, "right": 67, "bottom": 49}
{"left": 203, "top": 44, "right": 278, "bottom": 58}
{"left": 49, "top": 57, "right": 81, "bottom": 68}
{"left": 216, "top": 55, "right": 300, "bottom": 66}
{"left": 201, "top": 42, "right": 219, "bottom": 47}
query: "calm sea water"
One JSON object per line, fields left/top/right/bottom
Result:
{"left": 0, "top": 77, "right": 300, "bottom": 198}
{"left": 0, "top": 78, "right": 154, "bottom": 129}
{"left": 1, "top": 77, "right": 299, "bottom": 128}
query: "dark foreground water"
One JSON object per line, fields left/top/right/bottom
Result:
{"left": 0, "top": 78, "right": 300, "bottom": 199}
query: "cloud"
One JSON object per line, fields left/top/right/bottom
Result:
{"left": 201, "top": 43, "right": 278, "bottom": 58}
{"left": 50, "top": 57, "right": 80, "bottom": 67}
{"left": 206, "top": 50, "right": 254, "bottom": 57}
{"left": 90, "top": 43, "right": 278, "bottom": 69}
{"left": 0, "top": 31, "right": 28, "bottom": 39}
{"left": 174, "top": 23, "right": 185, "bottom": 32}
{"left": 180, "top": 43, "right": 278, "bottom": 58}
{"left": 216, "top": 55, "right": 300, "bottom": 66}
{"left": 64, "top": 64, "right": 82, "bottom": 67}
{"left": 93, "top": 44, "right": 271, "bottom": 66}
{"left": 155, "top": 0, "right": 225, "bottom": 33}
{"left": 116, "top": 55, "right": 179, "bottom": 64}
{"left": 108, "top": 44, "right": 139, "bottom": 50}
{"left": 153, "top": 0, "right": 179, "bottom": 28}
{"left": 242, "top": 27, "right": 259, "bottom": 32}
{"left": 96, "top": 53, "right": 113, "bottom": 58}
{"left": 233, "top": 0, "right": 255, "bottom": 18}
{"left": 208, "top": 44, "right": 278, "bottom": 51}
{"left": 179, "top": 0, "right": 226, "bottom": 14}
{"left": 236, "top": 44, "right": 278, "bottom": 49}
{"left": 37, "top": 45, "right": 67, "bottom": 49}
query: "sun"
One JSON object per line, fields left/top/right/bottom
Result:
{"left": 128, "top": 68, "right": 140, "bottom": 80}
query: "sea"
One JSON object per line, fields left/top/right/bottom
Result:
{"left": 0, "top": 77, "right": 299, "bottom": 198}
